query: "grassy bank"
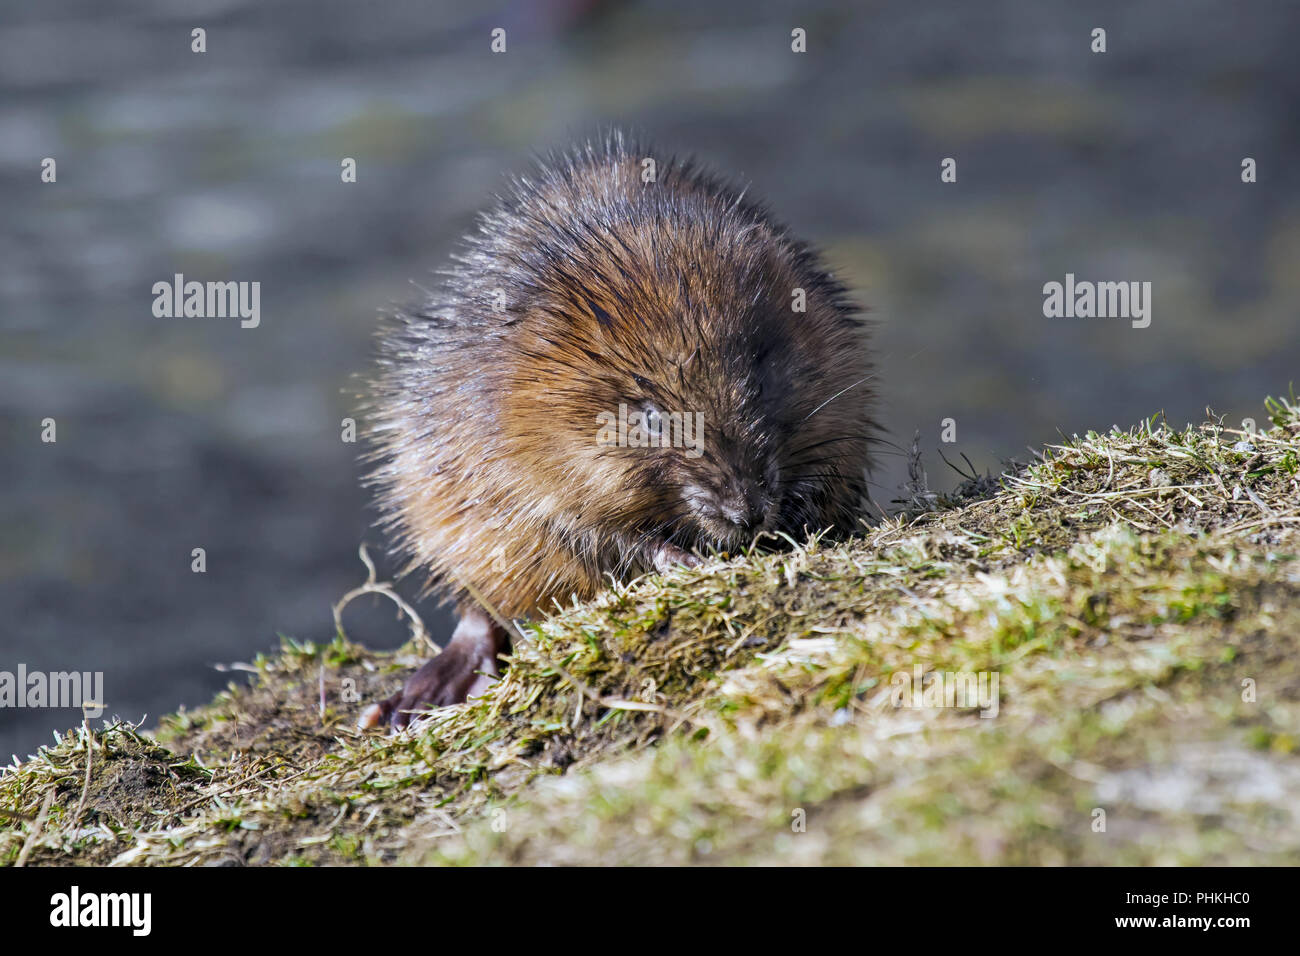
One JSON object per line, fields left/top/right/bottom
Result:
{"left": 4, "top": 396, "right": 1299, "bottom": 866}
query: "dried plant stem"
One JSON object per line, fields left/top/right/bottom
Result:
{"left": 333, "top": 544, "right": 434, "bottom": 653}
{"left": 15, "top": 789, "right": 55, "bottom": 867}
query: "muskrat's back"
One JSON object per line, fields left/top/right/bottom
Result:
{"left": 366, "top": 132, "right": 874, "bottom": 625}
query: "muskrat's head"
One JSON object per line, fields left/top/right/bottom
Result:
{"left": 493, "top": 155, "right": 874, "bottom": 559}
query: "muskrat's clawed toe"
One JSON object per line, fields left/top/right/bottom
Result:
{"left": 360, "top": 608, "right": 509, "bottom": 733}
{"left": 357, "top": 700, "right": 389, "bottom": 731}
{"left": 369, "top": 650, "right": 486, "bottom": 731}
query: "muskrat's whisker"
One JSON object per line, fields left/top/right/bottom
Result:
{"left": 782, "top": 433, "right": 863, "bottom": 457}
{"left": 799, "top": 373, "right": 878, "bottom": 424}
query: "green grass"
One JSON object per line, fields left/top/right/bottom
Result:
{"left": 4, "top": 395, "right": 1300, "bottom": 865}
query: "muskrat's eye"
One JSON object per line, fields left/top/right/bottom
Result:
{"left": 643, "top": 405, "right": 663, "bottom": 432}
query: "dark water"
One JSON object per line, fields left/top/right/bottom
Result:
{"left": 3, "top": 0, "right": 1298, "bottom": 761}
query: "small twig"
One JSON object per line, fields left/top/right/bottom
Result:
{"left": 15, "top": 790, "right": 56, "bottom": 867}
{"left": 334, "top": 544, "right": 435, "bottom": 653}
{"left": 1222, "top": 514, "right": 1300, "bottom": 535}
{"left": 72, "top": 712, "right": 94, "bottom": 827}
{"left": 865, "top": 495, "right": 893, "bottom": 522}
{"left": 1241, "top": 484, "right": 1274, "bottom": 516}
{"left": 936, "top": 446, "right": 983, "bottom": 484}
{"left": 166, "top": 763, "right": 310, "bottom": 820}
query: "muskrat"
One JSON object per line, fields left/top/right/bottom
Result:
{"left": 358, "top": 132, "right": 875, "bottom": 729}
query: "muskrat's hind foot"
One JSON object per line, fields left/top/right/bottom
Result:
{"left": 358, "top": 607, "right": 509, "bottom": 731}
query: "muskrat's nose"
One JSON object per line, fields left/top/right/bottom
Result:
{"left": 718, "top": 487, "right": 768, "bottom": 530}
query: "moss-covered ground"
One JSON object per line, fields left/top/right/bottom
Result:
{"left": 4, "top": 396, "right": 1299, "bottom": 865}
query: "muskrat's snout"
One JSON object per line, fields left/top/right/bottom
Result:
{"left": 683, "top": 468, "right": 780, "bottom": 549}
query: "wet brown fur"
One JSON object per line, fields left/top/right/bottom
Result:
{"left": 365, "top": 132, "right": 876, "bottom": 621}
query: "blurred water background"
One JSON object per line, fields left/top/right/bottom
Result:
{"left": 3, "top": 0, "right": 1298, "bottom": 760}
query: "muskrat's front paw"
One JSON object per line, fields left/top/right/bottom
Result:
{"left": 358, "top": 644, "right": 498, "bottom": 732}
{"left": 652, "top": 542, "right": 700, "bottom": 574}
